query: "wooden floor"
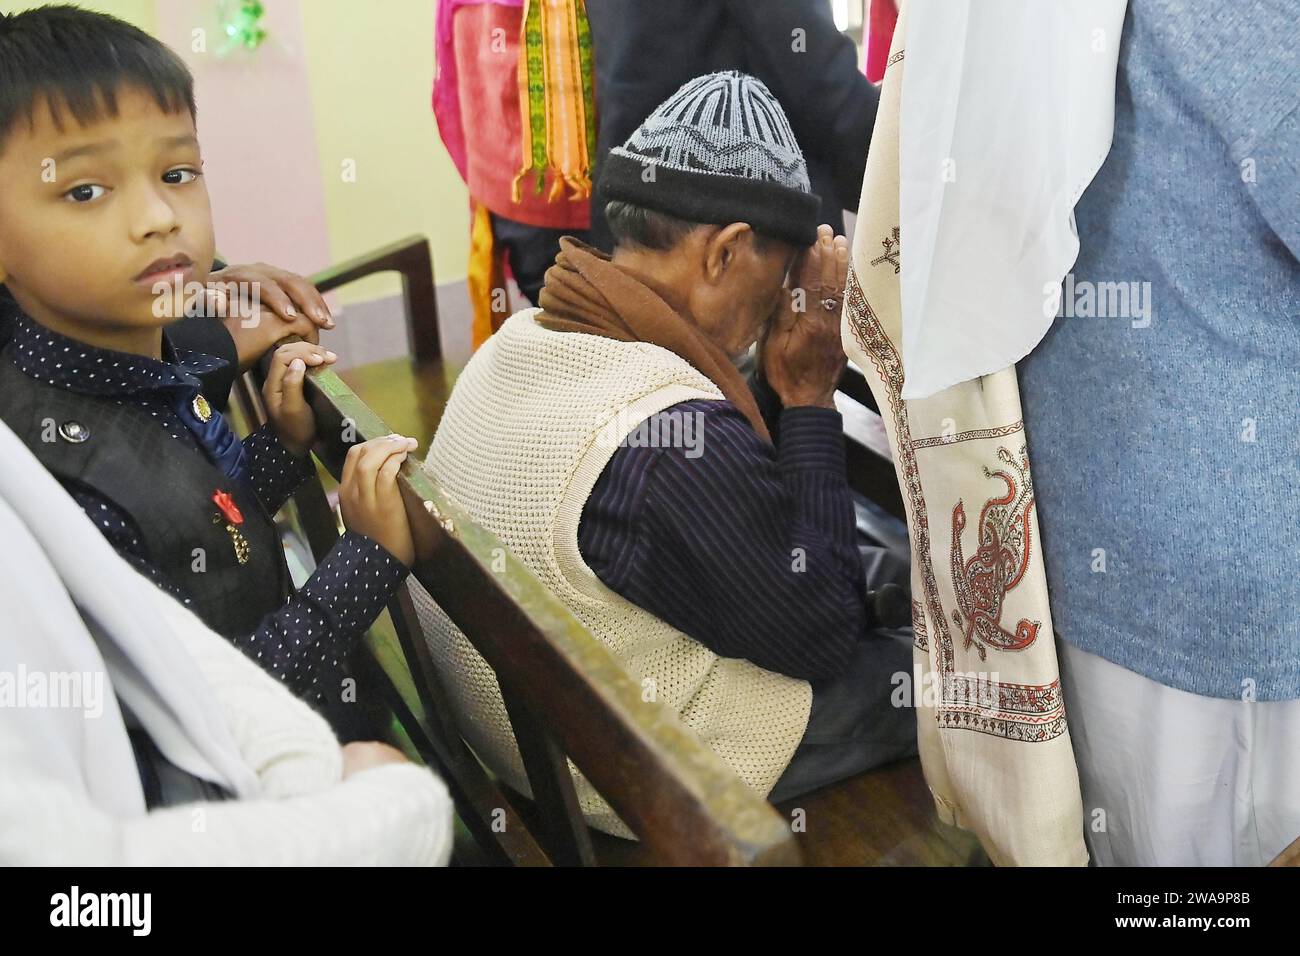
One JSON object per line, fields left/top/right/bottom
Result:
{"left": 773, "top": 759, "right": 987, "bottom": 866}
{"left": 586, "top": 758, "right": 986, "bottom": 867}
{"left": 338, "top": 357, "right": 458, "bottom": 449}
{"left": 345, "top": 357, "right": 986, "bottom": 867}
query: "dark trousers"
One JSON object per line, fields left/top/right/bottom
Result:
{"left": 490, "top": 214, "right": 590, "bottom": 307}
{"left": 767, "top": 544, "right": 919, "bottom": 803}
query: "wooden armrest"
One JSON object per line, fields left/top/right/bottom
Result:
{"left": 308, "top": 235, "right": 441, "bottom": 363}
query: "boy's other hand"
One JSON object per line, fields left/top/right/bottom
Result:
{"left": 339, "top": 435, "right": 419, "bottom": 568}
{"left": 341, "top": 741, "right": 410, "bottom": 778}
{"left": 263, "top": 341, "right": 336, "bottom": 458}
{"left": 208, "top": 262, "right": 334, "bottom": 371}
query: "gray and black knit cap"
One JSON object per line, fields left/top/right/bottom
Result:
{"left": 598, "top": 71, "right": 820, "bottom": 247}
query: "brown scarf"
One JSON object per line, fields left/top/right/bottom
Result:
{"left": 536, "top": 237, "right": 771, "bottom": 442}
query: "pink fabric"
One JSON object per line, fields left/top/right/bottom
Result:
{"left": 433, "top": 0, "right": 588, "bottom": 229}
{"left": 434, "top": 0, "right": 521, "bottom": 182}
{"left": 865, "top": 0, "right": 898, "bottom": 83}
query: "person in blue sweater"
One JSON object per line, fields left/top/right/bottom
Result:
{"left": 1020, "top": 0, "right": 1300, "bottom": 865}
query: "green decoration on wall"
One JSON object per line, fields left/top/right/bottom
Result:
{"left": 218, "top": 0, "right": 268, "bottom": 55}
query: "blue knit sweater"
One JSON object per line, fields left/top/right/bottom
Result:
{"left": 1020, "top": 0, "right": 1300, "bottom": 700}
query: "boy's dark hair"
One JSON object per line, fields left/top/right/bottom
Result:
{"left": 0, "top": 5, "right": 195, "bottom": 155}
{"left": 605, "top": 200, "right": 784, "bottom": 254}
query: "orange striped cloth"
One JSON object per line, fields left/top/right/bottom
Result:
{"left": 435, "top": 0, "right": 596, "bottom": 348}
{"left": 511, "top": 0, "right": 597, "bottom": 205}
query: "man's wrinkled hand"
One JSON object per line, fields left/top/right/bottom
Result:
{"left": 761, "top": 224, "right": 850, "bottom": 410}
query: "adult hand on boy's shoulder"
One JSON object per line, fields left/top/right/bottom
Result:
{"left": 208, "top": 262, "right": 334, "bottom": 372}
{"left": 263, "top": 341, "right": 338, "bottom": 458}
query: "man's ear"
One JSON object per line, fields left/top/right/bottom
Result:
{"left": 702, "top": 222, "right": 753, "bottom": 283}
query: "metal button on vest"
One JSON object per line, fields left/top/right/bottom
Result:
{"left": 58, "top": 420, "right": 90, "bottom": 443}
{"left": 192, "top": 393, "right": 213, "bottom": 423}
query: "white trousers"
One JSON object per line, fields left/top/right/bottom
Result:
{"left": 1058, "top": 639, "right": 1300, "bottom": 867}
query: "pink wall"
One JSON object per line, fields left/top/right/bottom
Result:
{"left": 155, "top": 0, "right": 331, "bottom": 275}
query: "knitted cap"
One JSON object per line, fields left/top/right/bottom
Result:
{"left": 598, "top": 71, "right": 820, "bottom": 247}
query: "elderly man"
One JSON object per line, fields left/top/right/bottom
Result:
{"left": 417, "top": 72, "right": 914, "bottom": 833}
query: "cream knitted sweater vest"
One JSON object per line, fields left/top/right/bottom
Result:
{"left": 412, "top": 310, "right": 811, "bottom": 836}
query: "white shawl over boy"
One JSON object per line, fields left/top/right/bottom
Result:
{"left": 0, "top": 419, "right": 452, "bottom": 866}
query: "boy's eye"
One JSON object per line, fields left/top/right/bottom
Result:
{"left": 63, "top": 184, "right": 107, "bottom": 204}
{"left": 163, "top": 168, "right": 201, "bottom": 185}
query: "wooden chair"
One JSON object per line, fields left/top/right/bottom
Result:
{"left": 235, "top": 235, "right": 983, "bottom": 866}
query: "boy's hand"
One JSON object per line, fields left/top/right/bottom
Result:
{"left": 263, "top": 342, "right": 337, "bottom": 458}
{"left": 339, "top": 435, "right": 419, "bottom": 568}
{"left": 760, "top": 225, "right": 850, "bottom": 410}
{"left": 207, "top": 262, "right": 334, "bottom": 371}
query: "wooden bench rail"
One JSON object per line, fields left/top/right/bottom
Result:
{"left": 312, "top": 235, "right": 441, "bottom": 363}
{"left": 300, "top": 368, "right": 800, "bottom": 865}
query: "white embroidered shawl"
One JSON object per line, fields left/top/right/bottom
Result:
{"left": 842, "top": 1, "right": 1089, "bottom": 866}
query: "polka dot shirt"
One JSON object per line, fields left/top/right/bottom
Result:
{"left": 7, "top": 313, "right": 408, "bottom": 704}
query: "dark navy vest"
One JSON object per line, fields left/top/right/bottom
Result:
{"left": 0, "top": 357, "right": 290, "bottom": 637}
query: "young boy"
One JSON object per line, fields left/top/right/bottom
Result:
{"left": 0, "top": 6, "right": 418, "bottom": 739}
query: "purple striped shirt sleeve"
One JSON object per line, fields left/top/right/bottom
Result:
{"left": 577, "top": 398, "right": 865, "bottom": 680}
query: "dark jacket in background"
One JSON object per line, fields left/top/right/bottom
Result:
{"left": 585, "top": 0, "right": 878, "bottom": 249}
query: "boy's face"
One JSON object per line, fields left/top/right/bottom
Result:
{"left": 0, "top": 86, "right": 215, "bottom": 349}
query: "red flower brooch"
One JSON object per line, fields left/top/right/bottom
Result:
{"left": 212, "top": 490, "right": 250, "bottom": 564}
{"left": 213, "top": 490, "right": 244, "bottom": 525}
